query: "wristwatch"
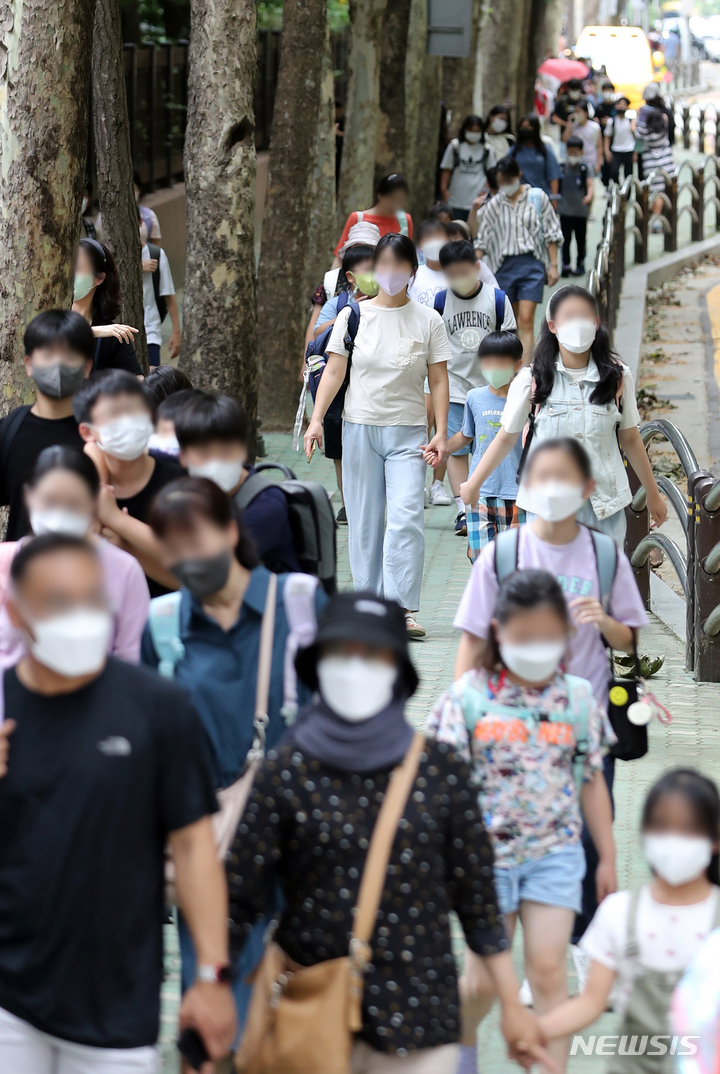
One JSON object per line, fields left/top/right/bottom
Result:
{"left": 196, "top": 963, "right": 233, "bottom": 984}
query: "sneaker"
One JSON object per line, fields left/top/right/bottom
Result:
{"left": 455, "top": 511, "right": 467, "bottom": 537}
{"left": 336, "top": 505, "right": 347, "bottom": 525}
{"left": 519, "top": 978, "right": 533, "bottom": 1007}
{"left": 571, "top": 943, "right": 591, "bottom": 995}
{"left": 405, "top": 613, "right": 426, "bottom": 639}
{"left": 572, "top": 265, "right": 586, "bottom": 277}
{"left": 561, "top": 264, "right": 572, "bottom": 277}
{"left": 428, "top": 480, "right": 453, "bottom": 506}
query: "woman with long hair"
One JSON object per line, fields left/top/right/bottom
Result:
{"left": 511, "top": 113, "right": 561, "bottom": 202}
{"left": 485, "top": 104, "right": 515, "bottom": 160}
{"left": 439, "top": 114, "right": 496, "bottom": 222}
{"left": 72, "top": 238, "right": 142, "bottom": 374}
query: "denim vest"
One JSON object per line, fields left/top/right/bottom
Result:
{"left": 516, "top": 356, "right": 632, "bottom": 521}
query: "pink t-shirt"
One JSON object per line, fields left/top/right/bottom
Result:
{"left": 0, "top": 538, "right": 150, "bottom": 669}
{"left": 454, "top": 524, "right": 648, "bottom": 708}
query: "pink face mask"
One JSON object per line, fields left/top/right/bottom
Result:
{"left": 375, "top": 268, "right": 412, "bottom": 297}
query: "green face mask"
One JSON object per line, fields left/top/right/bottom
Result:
{"left": 352, "top": 272, "right": 379, "bottom": 298}
{"left": 73, "top": 273, "right": 95, "bottom": 302}
{"left": 483, "top": 366, "right": 515, "bottom": 389}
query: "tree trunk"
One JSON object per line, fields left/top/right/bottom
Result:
{"left": 375, "top": 0, "right": 412, "bottom": 182}
{"left": 441, "top": 0, "right": 483, "bottom": 131}
{"left": 180, "top": 0, "right": 258, "bottom": 436}
{"left": 406, "top": 0, "right": 442, "bottom": 223}
{"left": 305, "top": 20, "right": 337, "bottom": 305}
{"left": 256, "top": 0, "right": 328, "bottom": 430}
{"left": 337, "top": 0, "right": 388, "bottom": 227}
{"left": 92, "top": 0, "right": 149, "bottom": 373}
{"left": 0, "top": 0, "right": 95, "bottom": 403}
{"left": 478, "top": 0, "right": 534, "bottom": 126}
{"left": 528, "top": 0, "right": 563, "bottom": 99}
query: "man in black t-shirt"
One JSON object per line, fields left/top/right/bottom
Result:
{"left": 0, "top": 534, "right": 235, "bottom": 1070}
{"left": 0, "top": 310, "right": 95, "bottom": 541}
{"left": 74, "top": 369, "right": 184, "bottom": 596}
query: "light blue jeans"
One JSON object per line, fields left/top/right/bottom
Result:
{"left": 342, "top": 421, "right": 427, "bottom": 611}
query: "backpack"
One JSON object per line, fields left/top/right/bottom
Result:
{"left": 459, "top": 671, "right": 592, "bottom": 793}
{"left": 235, "top": 463, "right": 337, "bottom": 595}
{"left": 147, "top": 242, "right": 167, "bottom": 323}
{"left": 434, "top": 286, "right": 507, "bottom": 329}
{"left": 304, "top": 295, "right": 360, "bottom": 421}
{"left": 451, "top": 136, "right": 492, "bottom": 174}
{"left": 147, "top": 572, "right": 320, "bottom": 722}
{"left": 322, "top": 267, "right": 341, "bottom": 302}
{"left": 138, "top": 204, "right": 154, "bottom": 238}
{"left": 526, "top": 187, "right": 545, "bottom": 222}
{"left": 355, "top": 209, "right": 409, "bottom": 237}
{"left": 559, "top": 162, "right": 589, "bottom": 196}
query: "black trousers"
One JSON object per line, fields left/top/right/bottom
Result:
{"left": 610, "top": 150, "right": 634, "bottom": 185}
{"left": 560, "top": 215, "right": 587, "bottom": 269}
{"left": 572, "top": 753, "right": 615, "bottom": 943}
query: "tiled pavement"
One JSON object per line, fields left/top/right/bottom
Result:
{"left": 159, "top": 430, "right": 718, "bottom": 1073}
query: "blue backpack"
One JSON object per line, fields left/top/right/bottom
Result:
{"left": 304, "top": 293, "right": 360, "bottom": 421}
{"left": 434, "top": 285, "right": 507, "bottom": 329}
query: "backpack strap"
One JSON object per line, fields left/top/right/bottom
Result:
{"left": 624, "top": 888, "right": 643, "bottom": 962}
{"left": 451, "top": 138, "right": 460, "bottom": 171}
{"left": 355, "top": 211, "right": 364, "bottom": 224}
{"left": 395, "top": 210, "right": 409, "bottom": 237}
{"left": 336, "top": 290, "right": 351, "bottom": 313}
{"left": 588, "top": 527, "right": 618, "bottom": 610}
{"left": 0, "top": 406, "right": 31, "bottom": 472}
{"left": 280, "top": 573, "right": 320, "bottom": 723}
{"left": 344, "top": 300, "right": 361, "bottom": 357}
{"left": 433, "top": 289, "right": 448, "bottom": 316}
{"left": 147, "top": 241, "right": 162, "bottom": 309}
{"left": 148, "top": 591, "right": 185, "bottom": 679}
{"left": 322, "top": 267, "right": 341, "bottom": 300}
{"left": 564, "top": 674, "right": 592, "bottom": 794}
{"left": 234, "top": 472, "right": 276, "bottom": 512}
{"left": 493, "top": 288, "right": 507, "bottom": 328}
{"left": 494, "top": 528, "right": 520, "bottom": 583}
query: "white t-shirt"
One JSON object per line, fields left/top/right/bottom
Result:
{"left": 142, "top": 243, "right": 175, "bottom": 347}
{"left": 408, "top": 264, "right": 446, "bottom": 307}
{"left": 606, "top": 116, "right": 635, "bottom": 154}
{"left": 439, "top": 139, "right": 496, "bottom": 211}
{"left": 438, "top": 285, "right": 517, "bottom": 403}
{"left": 571, "top": 120, "right": 602, "bottom": 168}
{"left": 328, "top": 300, "right": 451, "bottom": 427}
{"left": 581, "top": 886, "right": 720, "bottom": 1017}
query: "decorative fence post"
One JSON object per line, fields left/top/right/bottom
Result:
{"left": 690, "top": 475, "right": 720, "bottom": 683}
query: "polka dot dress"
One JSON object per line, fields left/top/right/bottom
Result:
{"left": 227, "top": 738, "right": 508, "bottom": 1054}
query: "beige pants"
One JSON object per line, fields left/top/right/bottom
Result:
{"left": 351, "top": 1041, "right": 458, "bottom": 1073}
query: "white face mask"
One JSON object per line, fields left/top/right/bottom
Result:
{"left": 147, "top": 432, "right": 180, "bottom": 457}
{"left": 317, "top": 655, "right": 397, "bottom": 722}
{"left": 30, "top": 508, "right": 91, "bottom": 539}
{"left": 24, "top": 607, "right": 112, "bottom": 677}
{"left": 188, "top": 458, "right": 244, "bottom": 494}
{"left": 502, "top": 179, "right": 521, "bottom": 197}
{"left": 603, "top": 92, "right": 614, "bottom": 101}
{"left": 465, "top": 131, "right": 482, "bottom": 144}
{"left": 499, "top": 640, "right": 565, "bottom": 684}
{"left": 94, "top": 414, "right": 153, "bottom": 461}
{"left": 491, "top": 118, "right": 507, "bottom": 134}
{"left": 569, "top": 90, "right": 581, "bottom": 101}
{"left": 420, "top": 239, "right": 445, "bottom": 263}
{"left": 556, "top": 318, "right": 597, "bottom": 354}
{"left": 643, "top": 833, "right": 713, "bottom": 887}
{"left": 526, "top": 480, "right": 586, "bottom": 523}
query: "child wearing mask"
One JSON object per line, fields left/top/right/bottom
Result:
{"left": 439, "top": 115, "right": 496, "bottom": 222}
{"left": 604, "top": 96, "right": 635, "bottom": 185}
{"left": 446, "top": 332, "right": 524, "bottom": 557}
{"left": 427, "top": 569, "right": 616, "bottom": 1074}
{"left": 408, "top": 218, "right": 450, "bottom": 305}
{"left": 313, "top": 243, "right": 377, "bottom": 334}
{"left": 558, "top": 136, "right": 594, "bottom": 277}
{"left": 539, "top": 769, "right": 720, "bottom": 1073}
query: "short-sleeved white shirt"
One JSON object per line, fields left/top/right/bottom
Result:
{"left": 142, "top": 244, "right": 175, "bottom": 347}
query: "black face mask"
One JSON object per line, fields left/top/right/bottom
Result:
{"left": 170, "top": 549, "right": 232, "bottom": 599}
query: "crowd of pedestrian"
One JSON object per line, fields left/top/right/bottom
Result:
{"left": 0, "top": 67, "right": 711, "bottom": 1074}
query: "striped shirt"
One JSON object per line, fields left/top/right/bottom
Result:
{"left": 476, "top": 186, "right": 564, "bottom": 274}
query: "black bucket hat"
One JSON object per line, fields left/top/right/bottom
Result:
{"left": 295, "top": 591, "right": 419, "bottom": 697}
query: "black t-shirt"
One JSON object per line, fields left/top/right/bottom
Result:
{"left": 0, "top": 408, "right": 85, "bottom": 540}
{"left": 94, "top": 334, "right": 142, "bottom": 375}
{"left": 116, "top": 454, "right": 184, "bottom": 597}
{"left": 0, "top": 658, "right": 217, "bottom": 1047}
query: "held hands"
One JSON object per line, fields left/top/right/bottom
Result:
{"left": 179, "top": 981, "right": 237, "bottom": 1074}
{"left": 92, "top": 324, "right": 139, "bottom": 345}
{"left": 303, "top": 418, "right": 324, "bottom": 459}
{"left": 0, "top": 720, "right": 15, "bottom": 778}
{"left": 420, "top": 432, "right": 449, "bottom": 469}
{"left": 501, "top": 1002, "right": 560, "bottom": 1072}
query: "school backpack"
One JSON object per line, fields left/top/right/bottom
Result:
{"left": 138, "top": 204, "right": 154, "bottom": 238}
{"left": 147, "top": 242, "right": 167, "bottom": 323}
{"left": 559, "top": 162, "right": 589, "bottom": 196}
{"left": 433, "top": 286, "right": 507, "bottom": 329}
{"left": 459, "top": 671, "right": 592, "bottom": 793}
{"left": 304, "top": 294, "right": 360, "bottom": 421}
{"left": 526, "top": 187, "right": 545, "bottom": 222}
{"left": 355, "top": 208, "right": 409, "bottom": 237}
{"left": 147, "top": 572, "right": 320, "bottom": 722}
{"left": 322, "top": 267, "right": 342, "bottom": 302}
{"left": 235, "top": 463, "right": 337, "bottom": 595}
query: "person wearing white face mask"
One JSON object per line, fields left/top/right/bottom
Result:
{"left": 539, "top": 768, "right": 720, "bottom": 1072}
{"left": 428, "top": 569, "right": 616, "bottom": 1074}
{"left": 485, "top": 106, "right": 515, "bottom": 160}
{"left": 439, "top": 115, "right": 496, "bottom": 222}
{"left": 74, "top": 369, "right": 184, "bottom": 597}
{"left": 228, "top": 591, "right": 551, "bottom": 1074}
{"left": 460, "top": 284, "right": 668, "bottom": 542}
{"left": 0, "top": 533, "right": 236, "bottom": 1074}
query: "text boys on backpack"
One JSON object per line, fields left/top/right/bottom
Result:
{"left": 435, "top": 240, "right": 517, "bottom": 538}
{"left": 0, "top": 311, "right": 94, "bottom": 542}
{"left": 174, "top": 391, "right": 300, "bottom": 574}
{"left": 558, "top": 136, "right": 594, "bottom": 278}
{"left": 448, "top": 332, "right": 524, "bottom": 558}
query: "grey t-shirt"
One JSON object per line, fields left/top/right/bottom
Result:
{"left": 558, "top": 162, "right": 593, "bottom": 218}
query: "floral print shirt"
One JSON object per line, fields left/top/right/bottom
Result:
{"left": 426, "top": 669, "right": 613, "bottom": 867}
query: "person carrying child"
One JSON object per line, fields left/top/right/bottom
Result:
{"left": 427, "top": 569, "right": 616, "bottom": 1074}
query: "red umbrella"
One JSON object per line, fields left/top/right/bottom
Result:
{"left": 538, "top": 58, "right": 590, "bottom": 82}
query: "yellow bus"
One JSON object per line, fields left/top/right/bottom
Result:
{"left": 575, "top": 25, "right": 663, "bottom": 109}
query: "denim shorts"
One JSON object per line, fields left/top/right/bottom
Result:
{"left": 493, "top": 843, "right": 586, "bottom": 915}
{"left": 496, "top": 253, "right": 546, "bottom": 304}
{"left": 448, "top": 401, "right": 472, "bottom": 456}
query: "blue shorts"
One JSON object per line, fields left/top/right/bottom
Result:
{"left": 496, "top": 253, "right": 546, "bottom": 305}
{"left": 493, "top": 843, "right": 586, "bottom": 915}
{"left": 448, "top": 401, "right": 472, "bottom": 456}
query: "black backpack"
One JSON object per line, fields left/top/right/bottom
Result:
{"left": 147, "top": 242, "right": 167, "bottom": 323}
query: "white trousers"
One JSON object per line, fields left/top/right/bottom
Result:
{"left": 352, "top": 1041, "right": 458, "bottom": 1073}
{"left": 342, "top": 421, "right": 427, "bottom": 612}
{"left": 0, "top": 1005, "right": 159, "bottom": 1074}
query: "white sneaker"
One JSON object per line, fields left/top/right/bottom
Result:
{"left": 428, "top": 480, "right": 453, "bottom": 506}
{"left": 405, "top": 613, "right": 426, "bottom": 639}
{"left": 571, "top": 943, "right": 591, "bottom": 995}
{"left": 518, "top": 978, "right": 533, "bottom": 1007}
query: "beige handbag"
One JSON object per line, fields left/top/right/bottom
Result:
{"left": 234, "top": 732, "right": 426, "bottom": 1074}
